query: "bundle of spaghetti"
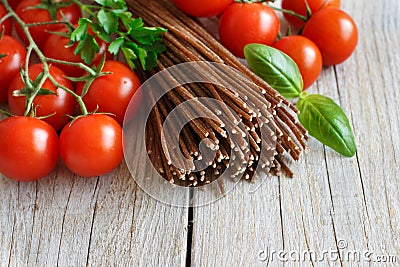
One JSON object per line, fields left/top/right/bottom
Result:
{"left": 128, "top": 0, "right": 308, "bottom": 186}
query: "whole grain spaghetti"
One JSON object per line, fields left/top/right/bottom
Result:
{"left": 127, "top": 0, "right": 308, "bottom": 187}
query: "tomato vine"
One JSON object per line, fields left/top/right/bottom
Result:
{"left": 0, "top": 0, "right": 166, "bottom": 117}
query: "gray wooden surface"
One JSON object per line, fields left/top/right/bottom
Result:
{"left": 1, "top": 0, "right": 399, "bottom": 266}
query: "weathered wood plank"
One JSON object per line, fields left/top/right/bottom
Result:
{"left": 190, "top": 0, "right": 400, "bottom": 266}
{"left": 1, "top": 153, "right": 188, "bottom": 267}
{"left": 85, "top": 164, "right": 189, "bottom": 267}
{"left": 54, "top": 173, "right": 99, "bottom": 266}
{"left": 128, "top": 184, "right": 188, "bottom": 266}
{"left": 333, "top": 0, "right": 400, "bottom": 260}
{"left": 313, "top": 67, "right": 372, "bottom": 265}
{"left": 191, "top": 177, "right": 283, "bottom": 267}
{"left": 85, "top": 166, "right": 137, "bottom": 267}
{"left": 86, "top": 111, "right": 189, "bottom": 267}
{"left": 0, "top": 177, "right": 18, "bottom": 267}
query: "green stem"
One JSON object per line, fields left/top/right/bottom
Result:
{"left": 71, "top": 0, "right": 97, "bottom": 17}
{"left": 235, "top": 0, "right": 270, "bottom": 3}
{"left": 0, "top": 109, "right": 14, "bottom": 117}
{"left": 24, "top": 20, "right": 70, "bottom": 27}
{"left": 24, "top": 45, "right": 34, "bottom": 88}
{"left": 24, "top": 72, "right": 49, "bottom": 116}
{"left": 71, "top": 0, "right": 122, "bottom": 17}
{"left": 45, "top": 57, "right": 97, "bottom": 76}
{"left": 47, "top": 75, "right": 88, "bottom": 115}
{"left": 0, "top": 12, "right": 12, "bottom": 24}
{"left": 270, "top": 6, "right": 308, "bottom": 22}
{"left": 1, "top": 0, "right": 45, "bottom": 115}
{"left": 299, "top": 91, "right": 308, "bottom": 100}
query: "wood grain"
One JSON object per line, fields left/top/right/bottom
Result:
{"left": 0, "top": 0, "right": 399, "bottom": 266}
{"left": 191, "top": 177, "right": 283, "bottom": 266}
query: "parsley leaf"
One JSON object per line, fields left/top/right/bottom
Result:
{"left": 97, "top": 10, "right": 118, "bottom": 34}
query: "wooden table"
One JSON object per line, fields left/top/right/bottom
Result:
{"left": 1, "top": 0, "right": 399, "bottom": 266}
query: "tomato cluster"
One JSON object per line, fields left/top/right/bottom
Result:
{"left": 173, "top": 0, "right": 358, "bottom": 90}
{"left": 0, "top": 1, "right": 142, "bottom": 182}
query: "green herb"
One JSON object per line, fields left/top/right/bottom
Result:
{"left": 244, "top": 43, "right": 356, "bottom": 157}
{"left": 244, "top": 43, "right": 303, "bottom": 99}
{"left": 297, "top": 93, "right": 356, "bottom": 157}
{"left": 70, "top": 0, "right": 167, "bottom": 70}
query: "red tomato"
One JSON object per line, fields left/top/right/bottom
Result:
{"left": 8, "top": 64, "right": 76, "bottom": 131}
{"left": 282, "top": 0, "right": 341, "bottom": 28}
{"left": 15, "top": 0, "right": 81, "bottom": 48}
{"left": 173, "top": 0, "right": 233, "bottom": 17}
{"left": 0, "top": 35, "right": 26, "bottom": 103}
{"left": 43, "top": 28, "right": 108, "bottom": 77}
{"left": 59, "top": 114, "right": 124, "bottom": 177}
{"left": 274, "top": 35, "right": 322, "bottom": 90}
{"left": 10, "top": 0, "right": 23, "bottom": 10}
{"left": 302, "top": 8, "right": 358, "bottom": 66}
{"left": 219, "top": 3, "right": 280, "bottom": 58}
{"left": 0, "top": 4, "right": 12, "bottom": 35}
{"left": 76, "top": 60, "right": 142, "bottom": 124}
{"left": 0, "top": 116, "right": 59, "bottom": 182}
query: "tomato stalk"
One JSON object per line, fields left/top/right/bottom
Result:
{"left": 2, "top": 0, "right": 50, "bottom": 115}
{"left": 0, "top": 10, "right": 11, "bottom": 23}
{"left": 24, "top": 20, "right": 73, "bottom": 27}
{"left": 0, "top": 0, "right": 96, "bottom": 116}
{"left": 269, "top": 6, "right": 308, "bottom": 21}
{"left": 235, "top": 0, "right": 272, "bottom": 3}
{"left": 70, "top": 0, "right": 97, "bottom": 18}
{"left": 233, "top": 0, "right": 308, "bottom": 22}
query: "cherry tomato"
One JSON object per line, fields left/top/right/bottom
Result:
{"left": 15, "top": 0, "right": 81, "bottom": 48}
{"left": 0, "top": 35, "right": 26, "bottom": 103}
{"left": 76, "top": 60, "right": 142, "bottom": 124}
{"left": 8, "top": 64, "right": 76, "bottom": 131}
{"left": 43, "top": 28, "right": 108, "bottom": 77}
{"left": 274, "top": 35, "right": 322, "bottom": 90}
{"left": 282, "top": 0, "right": 341, "bottom": 28}
{"left": 173, "top": 0, "right": 233, "bottom": 17}
{"left": 302, "top": 8, "right": 358, "bottom": 66}
{"left": 219, "top": 3, "right": 280, "bottom": 58}
{"left": 0, "top": 4, "right": 12, "bottom": 35}
{"left": 10, "top": 0, "right": 23, "bottom": 10}
{"left": 0, "top": 116, "right": 59, "bottom": 182}
{"left": 59, "top": 114, "right": 124, "bottom": 177}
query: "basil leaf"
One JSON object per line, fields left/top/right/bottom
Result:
{"left": 244, "top": 44, "right": 303, "bottom": 99}
{"left": 297, "top": 94, "right": 356, "bottom": 157}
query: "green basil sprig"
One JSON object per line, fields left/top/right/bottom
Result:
{"left": 297, "top": 93, "right": 356, "bottom": 157}
{"left": 244, "top": 43, "right": 356, "bottom": 157}
{"left": 244, "top": 43, "right": 303, "bottom": 99}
